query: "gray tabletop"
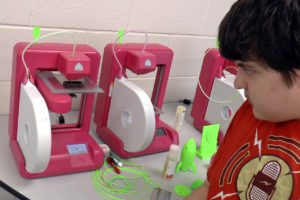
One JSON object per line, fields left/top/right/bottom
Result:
{"left": 0, "top": 102, "right": 209, "bottom": 200}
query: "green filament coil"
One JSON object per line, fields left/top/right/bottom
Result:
{"left": 92, "top": 162, "right": 160, "bottom": 200}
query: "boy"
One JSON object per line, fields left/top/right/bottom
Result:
{"left": 186, "top": 0, "right": 300, "bottom": 199}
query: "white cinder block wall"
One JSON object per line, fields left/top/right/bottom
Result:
{"left": 0, "top": 0, "right": 236, "bottom": 114}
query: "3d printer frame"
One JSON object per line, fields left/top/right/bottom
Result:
{"left": 8, "top": 43, "right": 104, "bottom": 178}
{"left": 94, "top": 43, "right": 179, "bottom": 158}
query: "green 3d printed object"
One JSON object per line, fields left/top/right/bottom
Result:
{"left": 196, "top": 124, "right": 220, "bottom": 159}
{"left": 175, "top": 138, "right": 197, "bottom": 173}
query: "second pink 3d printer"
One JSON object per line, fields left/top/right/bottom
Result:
{"left": 94, "top": 43, "right": 179, "bottom": 158}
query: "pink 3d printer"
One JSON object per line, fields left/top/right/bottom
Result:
{"left": 8, "top": 42, "right": 104, "bottom": 178}
{"left": 94, "top": 43, "right": 179, "bottom": 158}
{"left": 191, "top": 48, "right": 246, "bottom": 144}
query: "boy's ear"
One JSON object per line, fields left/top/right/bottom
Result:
{"left": 293, "top": 69, "right": 300, "bottom": 87}
{"left": 294, "top": 69, "right": 300, "bottom": 77}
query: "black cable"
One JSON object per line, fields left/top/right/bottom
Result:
{"left": 178, "top": 98, "right": 192, "bottom": 105}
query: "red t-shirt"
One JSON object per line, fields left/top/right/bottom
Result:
{"left": 207, "top": 100, "right": 300, "bottom": 200}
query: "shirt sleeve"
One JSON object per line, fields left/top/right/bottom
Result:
{"left": 206, "top": 100, "right": 250, "bottom": 183}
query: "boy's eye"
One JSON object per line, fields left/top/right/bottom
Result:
{"left": 245, "top": 68, "right": 254, "bottom": 74}
{"left": 236, "top": 62, "right": 256, "bottom": 75}
{"left": 239, "top": 66, "right": 254, "bottom": 74}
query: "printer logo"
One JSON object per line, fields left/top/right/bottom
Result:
{"left": 145, "top": 59, "right": 152, "bottom": 67}
{"left": 75, "top": 63, "right": 84, "bottom": 71}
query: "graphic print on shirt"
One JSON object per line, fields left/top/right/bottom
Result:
{"left": 237, "top": 155, "right": 292, "bottom": 199}
{"left": 213, "top": 129, "right": 300, "bottom": 200}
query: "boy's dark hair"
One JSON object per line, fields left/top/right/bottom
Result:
{"left": 218, "top": 0, "right": 300, "bottom": 86}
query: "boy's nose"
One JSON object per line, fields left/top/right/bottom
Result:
{"left": 234, "top": 70, "right": 247, "bottom": 89}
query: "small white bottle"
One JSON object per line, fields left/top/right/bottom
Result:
{"left": 173, "top": 105, "right": 186, "bottom": 132}
{"left": 99, "top": 144, "right": 110, "bottom": 157}
{"left": 162, "top": 144, "right": 180, "bottom": 179}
